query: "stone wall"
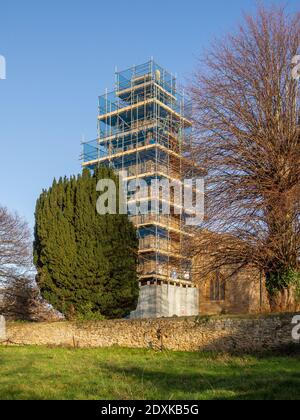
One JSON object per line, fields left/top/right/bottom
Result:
{"left": 0, "top": 316, "right": 5, "bottom": 341}
{"left": 4, "top": 313, "right": 300, "bottom": 353}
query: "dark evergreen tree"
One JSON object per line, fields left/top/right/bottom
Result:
{"left": 34, "top": 167, "right": 139, "bottom": 319}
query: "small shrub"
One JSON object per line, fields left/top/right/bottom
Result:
{"left": 73, "top": 303, "right": 105, "bottom": 322}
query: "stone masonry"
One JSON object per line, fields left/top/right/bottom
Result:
{"left": 0, "top": 316, "right": 6, "bottom": 341}
{"left": 4, "top": 313, "right": 300, "bottom": 353}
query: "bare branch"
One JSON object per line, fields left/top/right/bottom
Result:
{"left": 188, "top": 6, "right": 300, "bottom": 306}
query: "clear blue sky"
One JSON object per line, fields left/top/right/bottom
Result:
{"left": 0, "top": 0, "right": 298, "bottom": 229}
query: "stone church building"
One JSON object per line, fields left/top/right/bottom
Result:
{"left": 195, "top": 265, "right": 270, "bottom": 315}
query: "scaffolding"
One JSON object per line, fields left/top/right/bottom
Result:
{"left": 82, "top": 59, "right": 197, "bottom": 300}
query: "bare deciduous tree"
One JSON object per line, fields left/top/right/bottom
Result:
{"left": 0, "top": 276, "right": 61, "bottom": 322}
{"left": 0, "top": 205, "right": 50, "bottom": 320}
{"left": 0, "top": 205, "right": 32, "bottom": 284}
{"left": 188, "top": 6, "right": 300, "bottom": 311}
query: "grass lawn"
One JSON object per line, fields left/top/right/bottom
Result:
{"left": 0, "top": 346, "right": 300, "bottom": 400}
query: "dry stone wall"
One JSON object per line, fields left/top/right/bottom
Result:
{"left": 4, "top": 314, "right": 300, "bottom": 353}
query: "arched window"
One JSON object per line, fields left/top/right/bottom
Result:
{"left": 210, "top": 271, "right": 226, "bottom": 301}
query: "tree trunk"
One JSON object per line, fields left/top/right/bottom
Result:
{"left": 268, "top": 287, "right": 300, "bottom": 313}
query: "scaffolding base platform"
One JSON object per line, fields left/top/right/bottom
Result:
{"left": 130, "top": 283, "right": 199, "bottom": 319}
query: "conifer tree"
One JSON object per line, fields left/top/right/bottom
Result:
{"left": 34, "top": 167, "right": 139, "bottom": 319}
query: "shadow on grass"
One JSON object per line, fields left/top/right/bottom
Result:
{"left": 0, "top": 346, "right": 300, "bottom": 400}
{"left": 99, "top": 357, "right": 300, "bottom": 400}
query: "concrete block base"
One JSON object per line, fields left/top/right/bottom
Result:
{"left": 131, "top": 284, "right": 199, "bottom": 319}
